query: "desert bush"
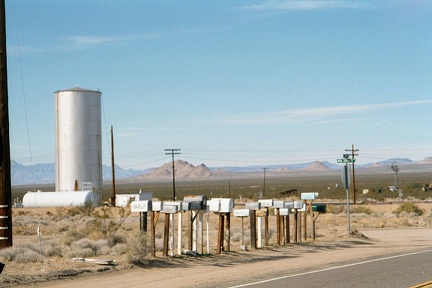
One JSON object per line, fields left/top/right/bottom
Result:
{"left": 62, "top": 230, "right": 85, "bottom": 246}
{"left": 108, "top": 233, "right": 127, "bottom": 248}
{"left": 126, "top": 232, "right": 149, "bottom": 265}
{"left": 350, "top": 206, "right": 373, "bottom": 215}
{"left": 0, "top": 243, "right": 42, "bottom": 263}
{"left": 40, "top": 239, "right": 63, "bottom": 257}
{"left": 325, "top": 205, "right": 344, "bottom": 214}
{"left": 393, "top": 203, "right": 423, "bottom": 216}
{"left": 68, "top": 238, "right": 109, "bottom": 257}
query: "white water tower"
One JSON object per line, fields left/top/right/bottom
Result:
{"left": 54, "top": 87, "right": 102, "bottom": 193}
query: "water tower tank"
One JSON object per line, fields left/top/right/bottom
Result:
{"left": 54, "top": 87, "right": 102, "bottom": 193}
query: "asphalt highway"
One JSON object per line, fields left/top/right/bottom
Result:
{"left": 228, "top": 249, "right": 432, "bottom": 288}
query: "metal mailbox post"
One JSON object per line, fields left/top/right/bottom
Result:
{"left": 258, "top": 199, "right": 273, "bottom": 246}
{"left": 234, "top": 209, "right": 250, "bottom": 251}
{"left": 208, "top": 198, "right": 234, "bottom": 254}
{"left": 183, "top": 196, "right": 208, "bottom": 253}
{"left": 245, "top": 202, "right": 261, "bottom": 249}
{"left": 301, "top": 192, "right": 319, "bottom": 240}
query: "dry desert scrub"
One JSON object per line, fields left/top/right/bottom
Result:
{"left": 393, "top": 202, "right": 423, "bottom": 216}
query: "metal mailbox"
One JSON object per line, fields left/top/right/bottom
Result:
{"left": 258, "top": 199, "right": 273, "bottom": 208}
{"left": 152, "top": 201, "right": 163, "bottom": 212}
{"left": 183, "top": 195, "right": 207, "bottom": 210}
{"left": 208, "top": 198, "right": 221, "bottom": 212}
{"left": 220, "top": 198, "right": 234, "bottom": 213}
{"left": 301, "top": 192, "right": 319, "bottom": 200}
{"left": 130, "top": 200, "right": 152, "bottom": 212}
{"left": 234, "top": 209, "right": 250, "bottom": 217}
{"left": 163, "top": 201, "right": 184, "bottom": 211}
{"left": 273, "top": 200, "right": 285, "bottom": 209}
{"left": 284, "top": 201, "right": 294, "bottom": 209}
{"left": 181, "top": 201, "right": 191, "bottom": 211}
{"left": 293, "top": 200, "right": 303, "bottom": 209}
{"left": 161, "top": 205, "right": 178, "bottom": 214}
{"left": 277, "top": 208, "right": 290, "bottom": 216}
{"left": 245, "top": 202, "right": 261, "bottom": 210}
{"left": 208, "top": 198, "right": 234, "bottom": 213}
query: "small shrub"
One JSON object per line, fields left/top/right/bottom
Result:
{"left": 393, "top": 203, "right": 423, "bottom": 216}
{"left": 67, "top": 238, "right": 109, "bottom": 258}
{"left": 127, "top": 232, "right": 149, "bottom": 265}
{"left": 62, "top": 230, "right": 85, "bottom": 246}
{"left": 351, "top": 206, "right": 373, "bottom": 215}
{"left": 108, "top": 234, "right": 126, "bottom": 248}
{"left": 0, "top": 244, "right": 41, "bottom": 263}
{"left": 326, "top": 205, "right": 344, "bottom": 214}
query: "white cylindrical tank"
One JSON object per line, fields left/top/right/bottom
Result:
{"left": 55, "top": 87, "right": 102, "bottom": 193}
{"left": 23, "top": 191, "right": 101, "bottom": 208}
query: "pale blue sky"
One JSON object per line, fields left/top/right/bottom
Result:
{"left": 5, "top": 0, "right": 432, "bottom": 169}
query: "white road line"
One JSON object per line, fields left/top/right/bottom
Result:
{"left": 228, "top": 249, "right": 432, "bottom": 288}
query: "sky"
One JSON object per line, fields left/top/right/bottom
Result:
{"left": 4, "top": 0, "right": 432, "bottom": 170}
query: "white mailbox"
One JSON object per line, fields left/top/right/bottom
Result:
{"left": 183, "top": 195, "right": 207, "bottom": 210}
{"left": 130, "top": 200, "right": 152, "bottom": 212}
{"left": 164, "top": 201, "right": 184, "bottom": 211}
{"left": 284, "top": 201, "right": 294, "bottom": 209}
{"left": 208, "top": 198, "right": 234, "bottom": 213}
{"left": 234, "top": 209, "right": 250, "bottom": 217}
{"left": 293, "top": 200, "right": 303, "bottom": 209}
{"left": 301, "top": 192, "right": 319, "bottom": 200}
{"left": 220, "top": 198, "right": 234, "bottom": 213}
{"left": 275, "top": 208, "right": 290, "bottom": 216}
{"left": 273, "top": 200, "right": 285, "bottom": 209}
{"left": 152, "top": 201, "right": 163, "bottom": 212}
{"left": 245, "top": 202, "right": 261, "bottom": 210}
{"left": 208, "top": 198, "right": 221, "bottom": 212}
{"left": 258, "top": 199, "right": 273, "bottom": 208}
{"left": 162, "top": 205, "right": 178, "bottom": 214}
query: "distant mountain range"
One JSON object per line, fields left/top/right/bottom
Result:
{"left": 10, "top": 157, "right": 432, "bottom": 186}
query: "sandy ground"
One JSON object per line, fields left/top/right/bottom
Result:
{"left": 1, "top": 201, "right": 432, "bottom": 287}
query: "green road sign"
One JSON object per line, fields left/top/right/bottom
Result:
{"left": 337, "top": 158, "right": 356, "bottom": 163}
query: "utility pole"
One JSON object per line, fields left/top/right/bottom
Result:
{"left": 0, "top": 0, "right": 12, "bottom": 248}
{"left": 110, "top": 126, "right": 116, "bottom": 206}
{"left": 345, "top": 144, "right": 359, "bottom": 204}
{"left": 165, "top": 149, "right": 181, "bottom": 201}
{"left": 262, "top": 168, "right": 267, "bottom": 197}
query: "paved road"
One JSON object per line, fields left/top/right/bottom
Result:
{"left": 228, "top": 249, "right": 432, "bottom": 288}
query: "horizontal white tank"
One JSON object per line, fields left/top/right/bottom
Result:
{"left": 23, "top": 191, "right": 101, "bottom": 208}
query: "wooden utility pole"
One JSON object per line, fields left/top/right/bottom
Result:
{"left": 345, "top": 144, "right": 359, "bottom": 204}
{"left": 110, "top": 126, "right": 116, "bottom": 206}
{"left": 0, "top": 0, "right": 12, "bottom": 248}
{"left": 165, "top": 149, "right": 181, "bottom": 201}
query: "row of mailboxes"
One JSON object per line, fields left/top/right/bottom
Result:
{"left": 131, "top": 197, "right": 230, "bottom": 213}
{"left": 131, "top": 195, "right": 318, "bottom": 214}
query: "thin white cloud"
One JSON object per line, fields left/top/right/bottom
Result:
{"left": 220, "top": 100, "right": 432, "bottom": 126}
{"left": 243, "top": 0, "right": 380, "bottom": 11}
